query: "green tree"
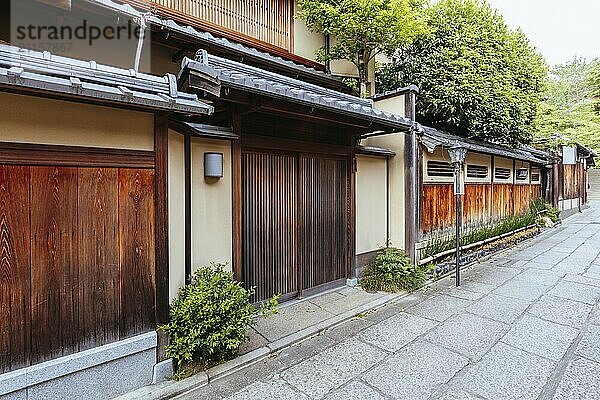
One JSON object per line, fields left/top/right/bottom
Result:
{"left": 536, "top": 58, "right": 600, "bottom": 153}
{"left": 297, "top": 0, "right": 428, "bottom": 97}
{"left": 377, "top": 0, "right": 547, "bottom": 145}
{"left": 588, "top": 60, "right": 600, "bottom": 114}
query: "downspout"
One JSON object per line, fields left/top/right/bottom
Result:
{"left": 324, "top": 34, "right": 331, "bottom": 74}
{"left": 133, "top": 13, "right": 149, "bottom": 72}
{"left": 404, "top": 86, "right": 420, "bottom": 264}
{"left": 386, "top": 155, "right": 390, "bottom": 246}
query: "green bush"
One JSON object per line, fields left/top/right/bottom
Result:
{"left": 360, "top": 247, "right": 427, "bottom": 293}
{"left": 159, "top": 264, "right": 278, "bottom": 374}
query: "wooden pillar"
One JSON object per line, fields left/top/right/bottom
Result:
{"left": 348, "top": 147, "right": 357, "bottom": 278}
{"left": 184, "top": 134, "right": 192, "bottom": 284}
{"left": 553, "top": 160, "right": 559, "bottom": 208}
{"left": 154, "top": 113, "right": 169, "bottom": 360}
{"left": 232, "top": 113, "right": 243, "bottom": 282}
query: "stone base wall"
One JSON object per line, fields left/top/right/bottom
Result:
{"left": 0, "top": 333, "right": 157, "bottom": 400}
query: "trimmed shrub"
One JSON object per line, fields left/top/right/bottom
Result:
{"left": 360, "top": 247, "right": 427, "bottom": 292}
{"left": 159, "top": 263, "right": 278, "bottom": 375}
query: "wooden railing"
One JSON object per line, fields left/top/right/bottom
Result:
{"left": 151, "top": 0, "right": 292, "bottom": 50}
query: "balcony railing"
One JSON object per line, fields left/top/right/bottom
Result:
{"left": 150, "top": 0, "right": 292, "bottom": 50}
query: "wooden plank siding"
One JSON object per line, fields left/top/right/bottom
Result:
{"left": 299, "top": 155, "right": 348, "bottom": 292}
{"left": 0, "top": 164, "right": 156, "bottom": 373}
{"left": 562, "top": 164, "right": 581, "bottom": 200}
{"left": 0, "top": 166, "right": 31, "bottom": 373}
{"left": 422, "top": 183, "right": 541, "bottom": 234}
{"left": 242, "top": 151, "right": 298, "bottom": 303}
{"left": 30, "top": 167, "right": 79, "bottom": 364}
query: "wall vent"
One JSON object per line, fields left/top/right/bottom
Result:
{"left": 466, "top": 164, "right": 488, "bottom": 178}
{"left": 495, "top": 167, "right": 511, "bottom": 180}
{"left": 427, "top": 160, "right": 454, "bottom": 177}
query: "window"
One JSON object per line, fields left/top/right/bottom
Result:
{"left": 427, "top": 160, "right": 454, "bottom": 177}
{"left": 466, "top": 164, "right": 488, "bottom": 178}
{"left": 531, "top": 172, "right": 541, "bottom": 182}
{"left": 494, "top": 167, "right": 511, "bottom": 180}
{"left": 516, "top": 168, "right": 529, "bottom": 181}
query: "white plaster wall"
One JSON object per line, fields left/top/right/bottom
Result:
{"left": 363, "top": 134, "right": 405, "bottom": 250}
{"left": 356, "top": 155, "right": 388, "bottom": 254}
{"left": 373, "top": 95, "right": 406, "bottom": 118}
{"left": 0, "top": 92, "right": 155, "bottom": 150}
{"left": 190, "top": 138, "right": 233, "bottom": 273}
{"left": 168, "top": 130, "right": 186, "bottom": 301}
{"left": 292, "top": 0, "right": 325, "bottom": 62}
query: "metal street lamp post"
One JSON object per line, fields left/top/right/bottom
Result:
{"left": 447, "top": 142, "right": 468, "bottom": 286}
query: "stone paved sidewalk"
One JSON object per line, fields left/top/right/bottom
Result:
{"left": 175, "top": 203, "right": 600, "bottom": 400}
{"left": 239, "top": 286, "right": 388, "bottom": 356}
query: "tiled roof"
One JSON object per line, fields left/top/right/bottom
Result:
{"left": 181, "top": 51, "right": 414, "bottom": 130}
{"left": 0, "top": 44, "right": 212, "bottom": 115}
{"left": 420, "top": 126, "right": 550, "bottom": 165}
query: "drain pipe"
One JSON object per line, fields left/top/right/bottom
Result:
{"left": 133, "top": 13, "right": 149, "bottom": 72}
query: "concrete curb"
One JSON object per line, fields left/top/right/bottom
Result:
{"left": 114, "top": 292, "right": 404, "bottom": 400}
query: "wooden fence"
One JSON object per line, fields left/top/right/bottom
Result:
{"left": 0, "top": 165, "right": 156, "bottom": 373}
{"left": 422, "top": 183, "right": 541, "bottom": 234}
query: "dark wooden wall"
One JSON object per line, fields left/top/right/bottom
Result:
{"left": 241, "top": 148, "right": 350, "bottom": 302}
{"left": 422, "top": 183, "right": 541, "bottom": 234}
{"left": 562, "top": 164, "right": 582, "bottom": 200}
{"left": 0, "top": 165, "right": 156, "bottom": 373}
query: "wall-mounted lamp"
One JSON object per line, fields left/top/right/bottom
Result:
{"left": 204, "top": 152, "right": 224, "bottom": 179}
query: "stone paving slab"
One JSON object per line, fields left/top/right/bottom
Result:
{"left": 362, "top": 340, "right": 469, "bottom": 400}
{"left": 405, "top": 295, "right": 471, "bottom": 322}
{"left": 279, "top": 337, "right": 387, "bottom": 399}
{"left": 467, "top": 266, "right": 521, "bottom": 285}
{"left": 466, "top": 294, "right": 530, "bottom": 324}
{"left": 575, "top": 324, "right": 600, "bottom": 364}
{"left": 514, "top": 268, "right": 562, "bottom": 286}
{"left": 491, "top": 278, "right": 549, "bottom": 302}
{"left": 552, "top": 357, "right": 600, "bottom": 400}
{"left": 548, "top": 281, "right": 600, "bottom": 305}
{"left": 458, "top": 342, "right": 556, "bottom": 400}
{"left": 528, "top": 295, "right": 593, "bottom": 328}
{"left": 425, "top": 313, "right": 508, "bottom": 359}
{"left": 322, "top": 381, "right": 386, "bottom": 400}
{"left": 224, "top": 377, "right": 308, "bottom": 400}
{"left": 358, "top": 312, "right": 438, "bottom": 352}
{"left": 500, "top": 315, "right": 579, "bottom": 361}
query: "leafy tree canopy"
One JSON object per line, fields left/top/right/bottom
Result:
{"left": 377, "top": 0, "right": 547, "bottom": 145}
{"left": 536, "top": 58, "right": 600, "bottom": 154}
{"left": 297, "top": 0, "right": 428, "bottom": 97}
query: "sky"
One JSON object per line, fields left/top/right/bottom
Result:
{"left": 486, "top": 0, "right": 600, "bottom": 66}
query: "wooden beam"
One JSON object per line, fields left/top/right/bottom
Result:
{"left": 154, "top": 113, "right": 169, "bottom": 360}
{"left": 242, "top": 135, "right": 351, "bottom": 156}
{"left": 0, "top": 141, "right": 154, "bottom": 168}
